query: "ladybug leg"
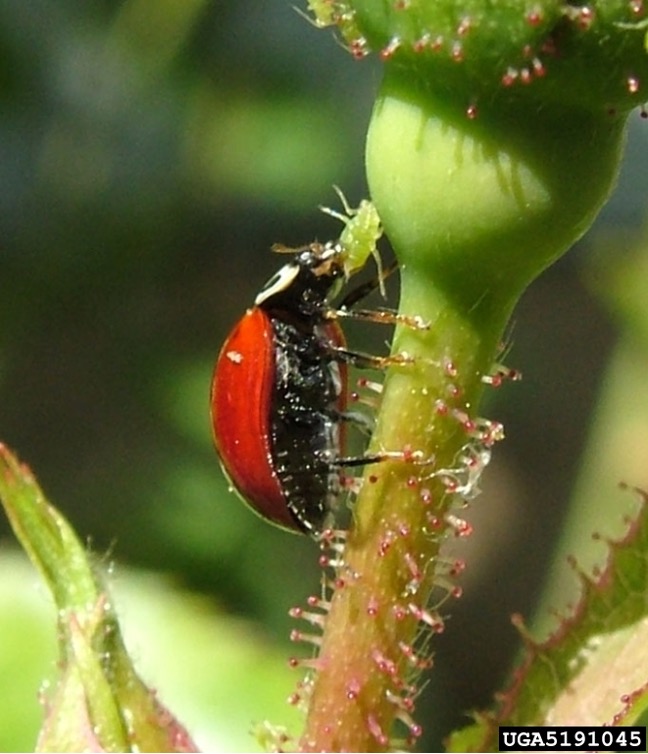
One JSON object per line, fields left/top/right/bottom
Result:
{"left": 328, "top": 257, "right": 429, "bottom": 329}
{"left": 337, "top": 259, "right": 398, "bottom": 308}
{"left": 328, "top": 307, "right": 430, "bottom": 331}
{"left": 329, "top": 449, "right": 428, "bottom": 468}
{"left": 326, "top": 258, "right": 429, "bottom": 330}
{"left": 336, "top": 408, "right": 375, "bottom": 434}
{"left": 328, "top": 345, "right": 415, "bottom": 370}
{"left": 329, "top": 454, "right": 384, "bottom": 468}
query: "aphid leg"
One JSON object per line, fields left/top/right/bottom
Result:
{"left": 319, "top": 185, "right": 355, "bottom": 223}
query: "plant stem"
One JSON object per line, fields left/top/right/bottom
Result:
{"left": 300, "top": 274, "right": 507, "bottom": 750}
{"left": 299, "top": 56, "right": 628, "bottom": 749}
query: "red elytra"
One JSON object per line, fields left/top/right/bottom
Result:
{"left": 212, "top": 308, "right": 293, "bottom": 531}
{"left": 211, "top": 242, "right": 351, "bottom": 536}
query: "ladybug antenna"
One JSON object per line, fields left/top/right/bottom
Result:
{"left": 271, "top": 242, "right": 317, "bottom": 255}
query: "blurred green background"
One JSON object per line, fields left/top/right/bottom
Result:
{"left": 2, "top": 1, "right": 648, "bottom": 751}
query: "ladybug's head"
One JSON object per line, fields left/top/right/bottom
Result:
{"left": 255, "top": 242, "right": 346, "bottom": 316}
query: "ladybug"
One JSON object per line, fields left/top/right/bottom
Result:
{"left": 211, "top": 196, "right": 425, "bottom": 537}
{"left": 211, "top": 240, "right": 370, "bottom": 536}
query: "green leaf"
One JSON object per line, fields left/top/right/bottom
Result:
{"left": 0, "top": 444, "right": 198, "bottom": 752}
{"left": 0, "top": 549, "right": 304, "bottom": 753}
{"left": 448, "top": 488, "right": 648, "bottom": 751}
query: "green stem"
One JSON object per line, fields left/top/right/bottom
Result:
{"left": 301, "top": 274, "right": 503, "bottom": 752}
{"left": 300, "top": 64, "right": 628, "bottom": 750}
